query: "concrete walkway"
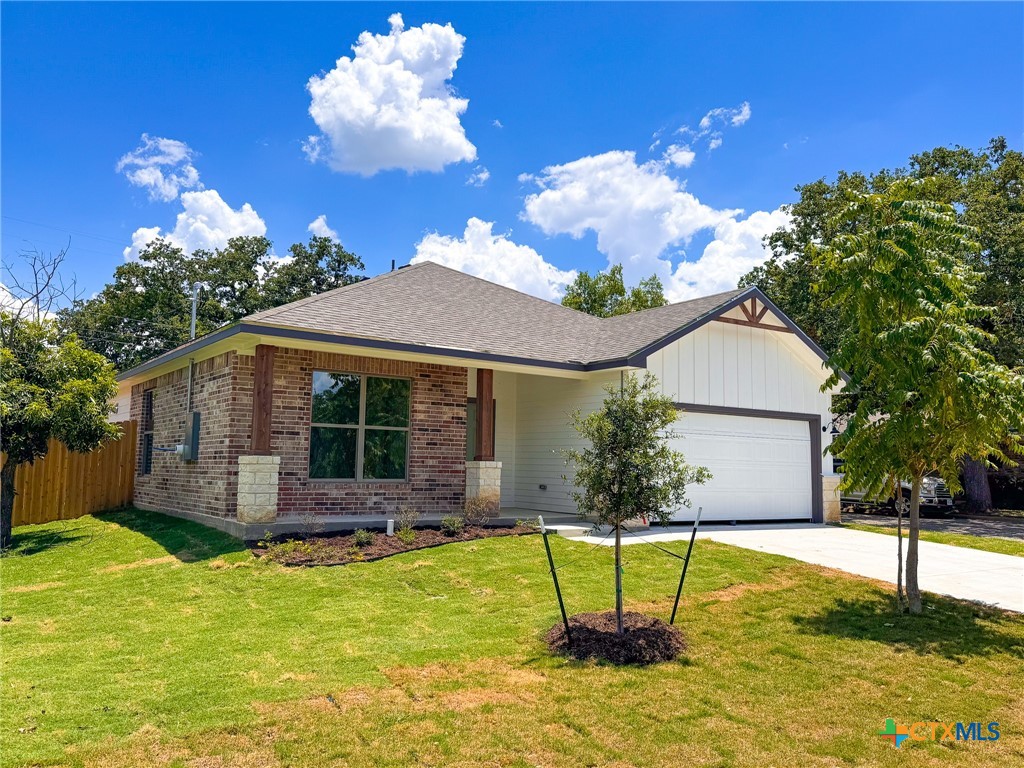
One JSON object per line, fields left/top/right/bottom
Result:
{"left": 572, "top": 523, "right": 1024, "bottom": 612}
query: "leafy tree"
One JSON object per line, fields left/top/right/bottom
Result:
{"left": 0, "top": 317, "right": 119, "bottom": 550}
{"left": 58, "top": 235, "right": 365, "bottom": 371}
{"left": 815, "top": 180, "right": 1024, "bottom": 614}
{"left": 561, "top": 264, "right": 667, "bottom": 317}
{"left": 265, "top": 235, "right": 364, "bottom": 306}
{"left": 562, "top": 373, "right": 710, "bottom": 633}
{"left": 742, "top": 138, "right": 1024, "bottom": 510}
{"left": 739, "top": 171, "right": 890, "bottom": 357}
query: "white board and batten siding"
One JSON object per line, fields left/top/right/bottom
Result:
{"left": 646, "top": 315, "right": 834, "bottom": 521}
{"left": 512, "top": 372, "right": 620, "bottom": 515}
{"left": 476, "top": 309, "right": 835, "bottom": 522}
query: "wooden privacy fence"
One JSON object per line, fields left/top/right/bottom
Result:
{"left": 4, "top": 420, "right": 137, "bottom": 527}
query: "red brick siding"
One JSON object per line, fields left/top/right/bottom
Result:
{"left": 132, "top": 348, "right": 467, "bottom": 520}
{"left": 130, "top": 352, "right": 248, "bottom": 518}
{"left": 267, "top": 349, "right": 467, "bottom": 518}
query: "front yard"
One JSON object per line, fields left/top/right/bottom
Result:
{"left": 2, "top": 509, "right": 1022, "bottom": 767}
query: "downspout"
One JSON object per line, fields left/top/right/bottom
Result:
{"left": 186, "top": 282, "right": 199, "bottom": 411}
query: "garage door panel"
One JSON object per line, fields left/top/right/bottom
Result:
{"left": 667, "top": 412, "right": 812, "bottom": 521}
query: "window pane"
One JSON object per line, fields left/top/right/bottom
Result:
{"left": 312, "top": 372, "right": 360, "bottom": 425}
{"left": 309, "top": 426, "right": 357, "bottom": 479}
{"left": 363, "top": 429, "right": 407, "bottom": 479}
{"left": 365, "top": 377, "right": 410, "bottom": 427}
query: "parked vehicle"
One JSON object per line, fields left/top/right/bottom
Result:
{"left": 840, "top": 476, "right": 954, "bottom": 513}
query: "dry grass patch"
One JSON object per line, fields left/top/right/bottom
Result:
{"left": 98, "top": 555, "right": 179, "bottom": 573}
{"left": 7, "top": 581, "right": 64, "bottom": 593}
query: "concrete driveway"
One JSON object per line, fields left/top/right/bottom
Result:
{"left": 573, "top": 524, "right": 1024, "bottom": 612}
{"left": 844, "top": 512, "right": 1024, "bottom": 541}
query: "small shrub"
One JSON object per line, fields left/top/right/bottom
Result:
{"left": 262, "top": 538, "right": 332, "bottom": 564}
{"left": 347, "top": 546, "right": 364, "bottom": 562}
{"left": 353, "top": 528, "right": 374, "bottom": 547}
{"left": 396, "top": 527, "right": 416, "bottom": 545}
{"left": 299, "top": 512, "right": 325, "bottom": 536}
{"left": 395, "top": 505, "right": 420, "bottom": 531}
{"left": 441, "top": 515, "right": 465, "bottom": 537}
{"left": 463, "top": 493, "right": 500, "bottom": 526}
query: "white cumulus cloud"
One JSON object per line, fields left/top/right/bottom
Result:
{"left": 304, "top": 13, "right": 476, "bottom": 175}
{"left": 699, "top": 101, "right": 751, "bottom": 130}
{"left": 123, "top": 189, "right": 267, "bottom": 260}
{"left": 522, "top": 150, "right": 739, "bottom": 285}
{"left": 466, "top": 165, "right": 490, "bottom": 187}
{"left": 116, "top": 134, "right": 202, "bottom": 202}
{"left": 307, "top": 214, "right": 339, "bottom": 240}
{"left": 520, "top": 148, "right": 788, "bottom": 303}
{"left": 670, "top": 101, "right": 752, "bottom": 159}
{"left": 663, "top": 144, "right": 695, "bottom": 168}
{"left": 412, "top": 217, "right": 576, "bottom": 301}
{"left": 667, "top": 208, "right": 790, "bottom": 301}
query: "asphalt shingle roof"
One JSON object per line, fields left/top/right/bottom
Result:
{"left": 243, "top": 261, "right": 747, "bottom": 366}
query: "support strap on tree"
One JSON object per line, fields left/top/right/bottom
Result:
{"left": 538, "top": 516, "right": 572, "bottom": 645}
{"left": 670, "top": 507, "right": 703, "bottom": 625}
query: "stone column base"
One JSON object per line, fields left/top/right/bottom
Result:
{"left": 237, "top": 455, "right": 281, "bottom": 523}
{"left": 822, "top": 475, "right": 841, "bottom": 523}
{"left": 466, "top": 460, "right": 501, "bottom": 514}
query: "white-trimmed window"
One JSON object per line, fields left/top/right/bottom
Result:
{"left": 309, "top": 371, "right": 411, "bottom": 480}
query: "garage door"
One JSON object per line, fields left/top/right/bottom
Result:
{"left": 666, "top": 411, "right": 813, "bottom": 522}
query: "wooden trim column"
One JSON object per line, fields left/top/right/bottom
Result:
{"left": 251, "top": 344, "right": 276, "bottom": 455}
{"left": 474, "top": 368, "right": 495, "bottom": 461}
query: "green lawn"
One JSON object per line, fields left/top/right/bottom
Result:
{"left": 841, "top": 522, "right": 1024, "bottom": 557}
{"left": 2, "top": 509, "right": 1023, "bottom": 768}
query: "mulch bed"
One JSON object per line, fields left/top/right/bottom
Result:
{"left": 546, "top": 611, "right": 686, "bottom": 665}
{"left": 251, "top": 524, "right": 538, "bottom": 566}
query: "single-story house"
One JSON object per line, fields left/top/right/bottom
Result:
{"left": 114, "top": 261, "right": 842, "bottom": 538}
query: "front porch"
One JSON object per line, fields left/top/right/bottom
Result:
{"left": 226, "top": 351, "right": 614, "bottom": 539}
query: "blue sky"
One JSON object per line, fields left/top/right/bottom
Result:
{"left": 3, "top": 2, "right": 1021, "bottom": 303}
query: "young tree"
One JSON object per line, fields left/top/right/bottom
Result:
{"left": 1, "top": 247, "right": 120, "bottom": 550}
{"left": 561, "top": 264, "right": 667, "bottom": 317}
{"left": 563, "top": 373, "right": 710, "bottom": 633}
{"left": 815, "top": 180, "right": 1024, "bottom": 614}
{"left": 742, "top": 138, "right": 1024, "bottom": 510}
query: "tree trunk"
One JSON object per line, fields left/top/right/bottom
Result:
{"left": 895, "top": 482, "right": 905, "bottom": 612}
{"left": 614, "top": 522, "right": 624, "bottom": 634}
{"left": 0, "top": 459, "right": 17, "bottom": 551}
{"left": 906, "top": 477, "right": 923, "bottom": 615}
{"left": 962, "top": 457, "right": 993, "bottom": 514}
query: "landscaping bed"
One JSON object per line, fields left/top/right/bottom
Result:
{"left": 546, "top": 611, "right": 686, "bottom": 665}
{"left": 252, "top": 523, "right": 538, "bottom": 566}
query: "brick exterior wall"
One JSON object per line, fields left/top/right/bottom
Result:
{"left": 267, "top": 349, "right": 467, "bottom": 518}
{"left": 131, "top": 352, "right": 250, "bottom": 518}
{"left": 132, "top": 347, "right": 467, "bottom": 522}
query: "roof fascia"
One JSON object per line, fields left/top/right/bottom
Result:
{"left": 117, "top": 321, "right": 625, "bottom": 383}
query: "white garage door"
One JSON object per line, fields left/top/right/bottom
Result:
{"left": 666, "top": 411, "right": 813, "bottom": 522}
